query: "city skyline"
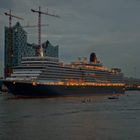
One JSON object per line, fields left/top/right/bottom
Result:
{"left": 0, "top": 0, "right": 140, "bottom": 78}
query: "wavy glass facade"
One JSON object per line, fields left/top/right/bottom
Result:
{"left": 5, "top": 22, "right": 27, "bottom": 77}
{"left": 5, "top": 22, "right": 59, "bottom": 77}
{"left": 5, "top": 22, "right": 27, "bottom": 67}
{"left": 42, "top": 40, "right": 59, "bottom": 58}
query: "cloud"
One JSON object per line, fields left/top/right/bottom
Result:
{"left": 0, "top": 0, "right": 13, "bottom": 9}
{"left": 0, "top": 0, "right": 140, "bottom": 77}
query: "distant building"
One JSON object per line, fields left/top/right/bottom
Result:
{"left": 25, "top": 41, "right": 59, "bottom": 58}
{"left": 4, "top": 22, "right": 59, "bottom": 77}
{"left": 24, "top": 43, "right": 36, "bottom": 57}
{"left": 42, "top": 40, "right": 59, "bottom": 58}
{"left": 4, "top": 22, "right": 27, "bottom": 77}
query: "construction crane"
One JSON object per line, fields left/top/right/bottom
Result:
{"left": 5, "top": 10, "right": 24, "bottom": 28}
{"left": 4, "top": 10, "right": 24, "bottom": 77}
{"left": 23, "top": 23, "right": 49, "bottom": 54}
{"left": 31, "top": 6, "right": 60, "bottom": 57}
{"left": 23, "top": 23, "right": 49, "bottom": 28}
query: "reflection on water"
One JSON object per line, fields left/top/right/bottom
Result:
{"left": 0, "top": 91, "right": 140, "bottom": 140}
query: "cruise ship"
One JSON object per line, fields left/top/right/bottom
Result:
{"left": 3, "top": 52, "right": 125, "bottom": 97}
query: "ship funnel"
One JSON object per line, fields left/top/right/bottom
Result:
{"left": 90, "top": 52, "right": 97, "bottom": 63}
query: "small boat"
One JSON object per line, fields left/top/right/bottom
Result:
{"left": 108, "top": 96, "right": 119, "bottom": 99}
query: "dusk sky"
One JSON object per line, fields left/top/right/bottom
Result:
{"left": 0, "top": 0, "right": 140, "bottom": 78}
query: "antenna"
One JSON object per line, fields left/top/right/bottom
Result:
{"left": 31, "top": 6, "right": 60, "bottom": 57}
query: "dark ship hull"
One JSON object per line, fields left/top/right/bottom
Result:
{"left": 3, "top": 80, "right": 125, "bottom": 97}
{"left": 0, "top": 80, "right": 2, "bottom": 91}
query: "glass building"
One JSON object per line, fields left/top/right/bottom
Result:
{"left": 26, "top": 41, "right": 59, "bottom": 58}
{"left": 42, "top": 40, "right": 59, "bottom": 58}
{"left": 4, "top": 22, "right": 59, "bottom": 77}
{"left": 4, "top": 22, "right": 27, "bottom": 77}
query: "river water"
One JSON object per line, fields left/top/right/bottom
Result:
{"left": 0, "top": 91, "right": 140, "bottom": 140}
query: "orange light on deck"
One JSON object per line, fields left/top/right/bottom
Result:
{"left": 32, "top": 82, "right": 36, "bottom": 86}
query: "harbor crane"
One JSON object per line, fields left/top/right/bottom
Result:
{"left": 4, "top": 10, "right": 24, "bottom": 77}
{"left": 31, "top": 6, "right": 60, "bottom": 57}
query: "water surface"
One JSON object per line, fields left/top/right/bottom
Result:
{"left": 0, "top": 91, "right": 140, "bottom": 140}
